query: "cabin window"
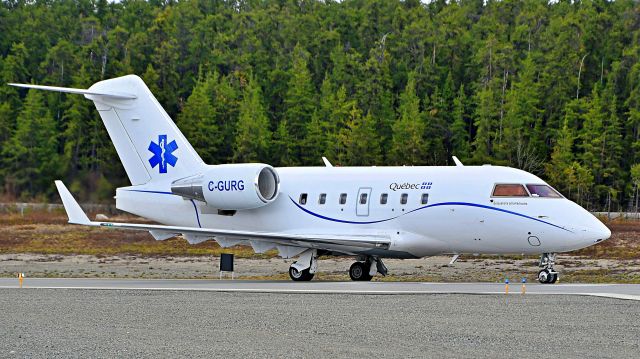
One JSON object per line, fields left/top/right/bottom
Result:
{"left": 380, "top": 193, "right": 388, "bottom": 205}
{"left": 492, "top": 184, "right": 529, "bottom": 197}
{"left": 400, "top": 193, "right": 408, "bottom": 205}
{"left": 318, "top": 193, "right": 327, "bottom": 204}
{"left": 421, "top": 193, "right": 429, "bottom": 205}
{"left": 299, "top": 193, "right": 308, "bottom": 205}
{"left": 360, "top": 193, "right": 368, "bottom": 204}
{"left": 339, "top": 193, "right": 348, "bottom": 205}
{"left": 526, "top": 184, "right": 562, "bottom": 198}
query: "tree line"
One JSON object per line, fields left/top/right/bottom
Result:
{"left": 0, "top": 0, "right": 639, "bottom": 211}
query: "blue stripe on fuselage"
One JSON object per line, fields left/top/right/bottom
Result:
{"left": 288, "top": 196, "right": 571, "bottom": 232}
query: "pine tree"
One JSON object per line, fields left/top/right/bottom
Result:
{"left": 451, "top": 84, "right": 470, "bottom": 160}
{"left": 580, "top": 86, "right": 606, "bottom": 184}
{"left": 325, "top": 85, "right": 355, "bottom": 163}
{"left": 178, "top": 71, "right": 220, "bottom": 164}
{"left": 601, "top": 93, "right": 623, "bottom": 190}
{"left": 302, "top": 112, "right": 326, "bottom": 166}
{"left": 329, "top": 43, "right": 363, "bottom": 96}
{"left": 500, "top": 55, "right": 543, "bottom": 165}
{"left": 2, "top": 89, "right": 60, "bottom": 198}
{"left": 626, "top": 62, "right": 640, "bottom": 165}
{"left": 389, "top": 73, "right": 426, "bottom": 165}
{"left": 545, "top": 115, "right": 574, "bottom": 195}
{"left": 357, "top": 47, "right": 394, "bottom": 154}
{"left": 313, "top": 75, "right": 337, "bottom": 163}
{"left": 214, "top": 73, "right": 242, "bottom": 162}
{"left": 62, "top": 66, "right": 93, "bottom": 173}
{"left": 142, "top": 63, "right": 161, "bottom": 97}
{"left": 339, "top": 107, "right": 382, "bottom": 166}
{"left": 273, "top": 119, "right": 296, "bottom": 166}
{"left": 0, "top": 42, "right": 30, "bottom": 145}
{"left": 233, "top": 76, "right": 271, "bottom": 162}
{"left": 0, "top": 43, "right": 29, "bottom": 106}
{"left": 471, "top": 85, "right": 497, "bottom": 164}
{"left": 425, "top": 86, "right": 449, "bottom": 165}
{"left": 284, "top": 43, "right": 316, "bottom": 159}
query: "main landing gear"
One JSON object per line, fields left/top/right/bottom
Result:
{"left": 349, "top": 256, "right": 388, "bottom": 281}
{"left": 289, "top": 266, "right": 314, "bottom": 281}
{"left": 537, "top": 252, "right": 559, "bottom": 284}
{"left": 288, "top": 251, "right": 389, "bottom": 282}
{"left": 288, "top": 249, "right": 317, "bottom": 281}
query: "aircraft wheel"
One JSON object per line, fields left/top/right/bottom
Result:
{"left": 289, "top": 265, "right": 314, "bottom": 281}
{"left": 538, "top": 269, "right": 551, "bottom": 284}
{"left": 549, "top": 272, "right": 558, "bottom": 284}
{"left": 349, "top": 262, "right": 372, "bottom": 281}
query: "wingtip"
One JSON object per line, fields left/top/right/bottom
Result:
{"left": 55, "top": 180, "right": 91, "bottom": 225}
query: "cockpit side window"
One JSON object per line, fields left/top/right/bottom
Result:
{"left": 492, "top": 184, "right": 529, "bottom": 197}
{"left": 526, "top": 184, "right": 562, "bottom": 198}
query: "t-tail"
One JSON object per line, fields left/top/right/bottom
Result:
{"left": 9, "top": 75, "right": 204, "bottom": 185}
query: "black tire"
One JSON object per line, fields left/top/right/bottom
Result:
{"left": 289, "top": 266, "right": 314, "bottom": 281}
{"left": 549, "top": 272, "right": 558, "bottom": 284}
{"left": 349, "top": 262, "right": 373, "bottom": 281}
{"left": 538, "top": 269, "right": 550, "bottom": 284}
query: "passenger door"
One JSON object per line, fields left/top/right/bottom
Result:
{"left": 356, "top": 187, "right": 372, "bottom": 216}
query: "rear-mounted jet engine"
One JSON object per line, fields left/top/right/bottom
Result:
{"left": 171, "top": 164, "right": 279, "bottom": 210}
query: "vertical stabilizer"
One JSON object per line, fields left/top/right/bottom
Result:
{"left": 10, "top": 76, "right": 205, "bottom": 186}
{"left": 85, "top": 75, "right": 204, "bottom": 185}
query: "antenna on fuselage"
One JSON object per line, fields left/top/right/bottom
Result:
{"left": 322, "top": 157, "right": 333, "bottom": 167}
{"left": 452, "top": 156, "right": 464, "bottom": 167}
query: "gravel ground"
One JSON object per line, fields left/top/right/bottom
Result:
{"left": 3, "top": 253, "right": 640, "bottom": 282}
{"left": 1, "top": 289, "right": 638, "bottom": 358}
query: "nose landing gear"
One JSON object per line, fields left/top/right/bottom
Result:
{"left": 538, "top": 253, "right": 558, "bottom": 284}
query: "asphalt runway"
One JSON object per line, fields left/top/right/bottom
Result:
{"left": 0, "top": 286, "right": 638, "bottom": 358}
{"left": 1, "top": 278, "right": 640, "bottom": 301}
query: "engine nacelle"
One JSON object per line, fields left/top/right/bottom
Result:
{"left": 171, "top": 164, "right": 279, "bottom": 210}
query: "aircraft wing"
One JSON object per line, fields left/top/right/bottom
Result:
{"left": 55, "top": 181, "right": 390, "bottom": 256}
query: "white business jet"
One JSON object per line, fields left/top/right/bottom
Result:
{"left": 10, "top": 75, "right": 611, "bottom": 283}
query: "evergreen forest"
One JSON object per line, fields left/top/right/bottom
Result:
{"left": 1, "top": 0, "right": 640, "bottom": 211}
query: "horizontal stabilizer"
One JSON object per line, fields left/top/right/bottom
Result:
{"left": 54, "top": 180, "right": 91, "bottom": 225}
{"left": 8, "top": 83, "right": 137, "bottom": 100}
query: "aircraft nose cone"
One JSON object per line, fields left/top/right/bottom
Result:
{"left": 593, "top": 223, "right": 611, "bottom": 242}
{"left": 584, "top": 218, "right": 611, "bottom": 244}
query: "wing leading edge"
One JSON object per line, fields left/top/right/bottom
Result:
{"left": 54, "top": 181, "right": 391, "bottom": 256}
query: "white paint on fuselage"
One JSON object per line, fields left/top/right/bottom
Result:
{"left": 115, "top": 165, "right": 611, "bottom": 259}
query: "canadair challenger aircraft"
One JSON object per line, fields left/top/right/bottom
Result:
{"left": 10, "top": 75, "right": 611, "bottom": 283}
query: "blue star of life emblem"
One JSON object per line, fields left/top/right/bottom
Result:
{"left": 148, "top": 134, "right": 178, "bottom": 174}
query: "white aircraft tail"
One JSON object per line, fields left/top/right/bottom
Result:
{"left": 10, "top": 75, "right": 204, "bottom": 185}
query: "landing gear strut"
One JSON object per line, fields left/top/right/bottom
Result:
{"left": 538, "top": 253, "right": 558, "bottom": 284}
{"left": 349, "top": 256, "right": 387, "bottom": 281}
{"left": 288, "top": 249, "right": 317, "bottom": 281}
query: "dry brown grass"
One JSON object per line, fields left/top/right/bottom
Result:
{"left": 0, "top": 211, "right": 273, "bottom": 258}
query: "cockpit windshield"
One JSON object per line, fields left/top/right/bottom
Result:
{"left": 492, "top": 184, "right": 529, "bottom": 197}
{"left": 526, "top": 184, "right": 562, "bottom": 198}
